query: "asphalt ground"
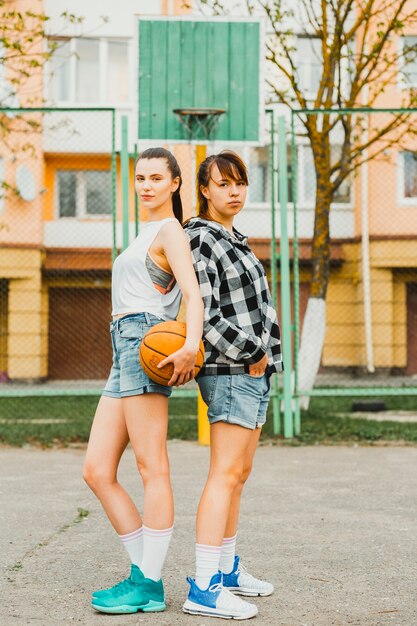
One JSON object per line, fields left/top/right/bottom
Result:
{"left": 1, "top": 442, "right": 416, "bottom": 626}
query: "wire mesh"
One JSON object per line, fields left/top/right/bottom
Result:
{"left": 0, "top": 107, "right": 115, "bottom": 388}
{"left": 290, "top": 108, "right": 417, "bottom": 412}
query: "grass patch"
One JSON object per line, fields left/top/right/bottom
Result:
{"left": 261, "top": 395, "right": 417, "bottom": 445}
{"left": 0, "top": 393, "right": 416, "bottom": 447}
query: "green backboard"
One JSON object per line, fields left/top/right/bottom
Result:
{"left": 137, "top": 17, "right": 262, "bottom": 144}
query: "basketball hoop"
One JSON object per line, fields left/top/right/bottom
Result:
{"left": 173, "top": 107, "right": 226, "bottom": 141}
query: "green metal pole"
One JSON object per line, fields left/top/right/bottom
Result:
{"left": 291, "top": 113, "right": 301, "bottom": 434}
{"left": 134, "top": 143, "right": 139, "bottom": 237}
{"left": 267, "top": 110, "right": 280, "bottom": 435}
{"left": 111, "top": 110, "right": 117, "bottom": 262}
{"left": 278, "top": 116, "right": 293, "bottom": 438}
{"left": 121, "top": 115, "right": 130, "bottom": 250}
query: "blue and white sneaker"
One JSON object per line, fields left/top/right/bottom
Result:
{"left": 182, "top": 572, "right": 258, "bottom": 620}
{"left": 222, "top": 556, "right": 274, "bottom": 597}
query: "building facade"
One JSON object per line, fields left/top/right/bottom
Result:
{"left": 0, "top": 0, "right": 417, "bottom": 381}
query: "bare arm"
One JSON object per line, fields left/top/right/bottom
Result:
{"left": 158, "top": 221, "right": 204, "bottom": 386}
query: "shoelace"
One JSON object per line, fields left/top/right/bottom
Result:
{"left": 113, "top": 578, "right": 136, "bottom": 597}
{"left": 236, "top": 562, "right": 267, "bottom": 588}
{"left": 94, "top": 577, "right": 129, "bottom": 597}
{"left": 208, "top": 582, "right": 247, "bottom": 609}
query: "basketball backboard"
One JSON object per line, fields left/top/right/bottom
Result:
{"left": 137, "top": 17, "right": 263, "bottom": 144}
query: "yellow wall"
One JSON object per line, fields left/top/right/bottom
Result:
{"left": 1, "top": 248, "right": 47, "bottom": 380}
{"left": 323, "top": 239, "right": 417, "bottom": 369}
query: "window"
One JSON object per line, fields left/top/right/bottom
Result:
{"left": 296, "top": 37, "right": 322, "bottom": 96}
{"left": 400, "top": 36, "right": 417, "bottom": 88}
{"left": 401, "top": 151, "right": 417, "bottom": 200}
{"left": 107, "top": 40, "right": 130, "bottom": 103}
{"left": 297, "top": 145, "right": 351, "bottom": 205}
{"left": 76, "top": 39, "right": 100, "bottom": 103}
{"left": 48, "top": 37, "right": 130, "bottom": 104}
{"left": 248, "top": 146, "right": 271, "bottom": 204}
{"left": 49, "top": 39, "right": 71, "bottom": 102}
{"left": 57, "top": 170, "right": 112, "bottom": 218}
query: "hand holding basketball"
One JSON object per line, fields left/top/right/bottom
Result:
{"left": 139, "top": 321, "right": 204, "bottom": 386}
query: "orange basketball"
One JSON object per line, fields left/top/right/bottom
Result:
{"left": 139, "top": 320, "right": 205, "bottom": 386}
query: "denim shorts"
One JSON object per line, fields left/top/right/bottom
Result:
{"left": 198, "top": 373, "right": 271, "bottom": 430}
{"left": 102, "top": 312, "right": 172, "bottom": 399}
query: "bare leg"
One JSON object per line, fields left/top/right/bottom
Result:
{"left": 83, "top": 395, "right": 141, "bottom": 534}
{"left": 196, "top": 422, "right": 255, "bottom": 546}
{"left": 224, "top": 427, "right": 261, "bottom": 538}
{"left": 123, "top": 393, "right": 173, "bottom": 529}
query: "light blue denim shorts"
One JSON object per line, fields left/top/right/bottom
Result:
{"left": 198, "top": 373, "right": 271, "bottom": 430}
{"left": 102, "top": 312, "right": 172, "bottom": 399}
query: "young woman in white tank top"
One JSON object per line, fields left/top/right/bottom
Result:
{"left": 83, "top": 148, "right": 203, "bottom": 615}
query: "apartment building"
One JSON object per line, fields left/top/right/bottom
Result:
{"left": 0, "top": 0, "right": 416, "bottom": 381}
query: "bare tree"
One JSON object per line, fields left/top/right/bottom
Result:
{"left": 190, "top": 0, "right": 417, "bottom": 402}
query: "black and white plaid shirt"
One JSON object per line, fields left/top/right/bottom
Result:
{"left": 184, "top": 217, "right": 283, "bottom": 376}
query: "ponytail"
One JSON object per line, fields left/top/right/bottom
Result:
{"left": 173, "top": 187, "right": 183, "bottom": 224}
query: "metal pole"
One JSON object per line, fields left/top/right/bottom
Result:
{"left": 195, "top": 144, "right": 210, "bottom": 446}
{"left": 121, "top": 115, "right": 130, "bottom": 250}
{"left": 267, "top": 110, "right": 281, "bottom": 435}
{"left": 111, "top": 110, "right": 117, "bottom": 261}
{"left": 291, "top": 112, "right": 301, "bottom": 434}
{"left": 278, "top": 116, "right": 294, "bottom": 438}
{"left": 134, "top": 143, "right": 139, "bottom": 238}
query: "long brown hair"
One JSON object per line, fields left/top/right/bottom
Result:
{"left": 135, "top": 147, "right": 183, "bottom": 223}
{"left": 197, "top": 150, "right": 249, "bottom": 219}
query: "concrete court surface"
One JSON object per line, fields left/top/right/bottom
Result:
{"left": 1, "top": 442, "right": 416, "bottom": 626}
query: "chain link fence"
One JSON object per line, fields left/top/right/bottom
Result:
{"left": 0, "top": 107, "right": 116, "bottom": 387}
{"left": 289, "top": 109, "right": 417, "bottom": 428}
{"left": 0, "top": 107, "right": 279, "bottom": 384}
{"left": 0, "top": 107, "right": 287, "bottom": 440}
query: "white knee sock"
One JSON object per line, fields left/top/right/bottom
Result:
{"left": 219, "top": 534, "right": 237, "bottom": 575}
{"left": 118, "top": 526, "right": 143, "bottom": 567}
{"left": 195, "top": 543, "right": 222, "bottom": 590}
{"left": 141, "top": 525, "right": 173, "bottom": 581}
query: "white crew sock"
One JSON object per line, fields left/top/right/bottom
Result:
{"left": 195, "top": 543, "right": 222, "bottom": 590}
{"left": 118, "top": 526, "right": 143, "bottom": 567}
{"left": 219, "top": 534, "right": 237, "bottom": 575}
{"left": 141, "top": 525, "right": 173, "bottom": 581}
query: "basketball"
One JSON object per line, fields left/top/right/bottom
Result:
{"left": 139, "top": 320, "right": 205, "bottom": 386}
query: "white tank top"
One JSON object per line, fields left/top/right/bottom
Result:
{"left": 111, "top": 217, "right": 181, "bottom": 319}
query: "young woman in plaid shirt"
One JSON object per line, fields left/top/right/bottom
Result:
{"left": 183, "top": 151, "right": 283, "bottom": 620}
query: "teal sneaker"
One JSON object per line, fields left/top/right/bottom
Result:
{"left": 92, "top": 564, "right": 141, "bottom": 600}
{"left": 91, "top": 565, "right": 165, "bottom": 614}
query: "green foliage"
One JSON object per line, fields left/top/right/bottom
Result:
{"left": 0, "top": 6, "right": 82, "bottom": 99}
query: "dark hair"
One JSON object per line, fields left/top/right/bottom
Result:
{"left": 135, "top": 147, "right": 183, "bottom": 224}
{"left": 197, "top": 150, "right": 249, "bottom": 219}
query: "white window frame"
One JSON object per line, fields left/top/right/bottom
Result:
{"left": 55, "top": 169, "right": 112, "bottom": 219}
{"left": 295, "top": 143, "right": 353, "bottom": 210}
{"left": 398, "top": 35, "right": 417, "bottom": 90}
{"left": 398, "top": 150, "right": 417, "bottom": 206}
{"left": 295, "top": 35, "right": 323, "bottom": 100}
{"left": 47, "top": 37, "right": 133, "bottom": 107}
